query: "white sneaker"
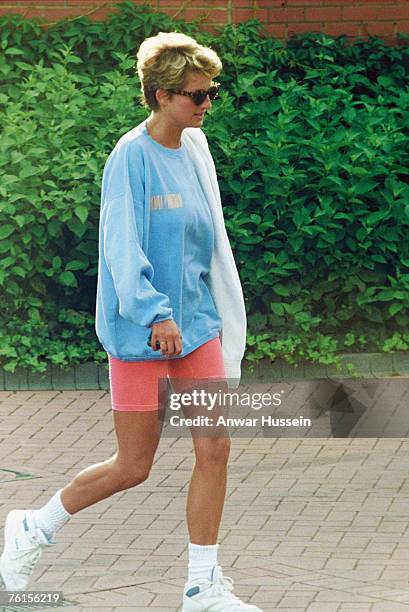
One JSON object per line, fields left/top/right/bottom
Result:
{"left": 0, "top": 509, "right": 55, "bottom": 590}
{"left": 182, "top": 565, "right": 263, "bottom": 611}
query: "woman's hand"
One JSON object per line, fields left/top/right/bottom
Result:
{"left": 150, "top": 319, "right": 183, "bottom": 356}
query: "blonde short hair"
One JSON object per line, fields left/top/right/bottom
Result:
{"left": 136, "top": 31, "right": 222, "bottom": 112}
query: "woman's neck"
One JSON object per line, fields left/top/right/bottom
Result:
{"left": 146, "top": 114, "right": 182, "bottom": 149}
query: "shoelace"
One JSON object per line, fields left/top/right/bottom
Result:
{"left": 20, "top": 549, "right": 42, "bottom": 577}
{"left": 10, "top": 547, "right": 42, "bottom": 576}
{"left": 212, "top": 573, "right": 247, "bottom": 605}
{"left": 213, "top": 574, "right": 234, "bottom": 596}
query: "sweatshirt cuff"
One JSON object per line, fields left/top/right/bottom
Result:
{"left": 150, "top": 312, "right": 173, "bottom": 326}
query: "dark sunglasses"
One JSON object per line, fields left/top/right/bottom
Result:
{"left": 168, "top": 82, "right": 221, "bottom": 106}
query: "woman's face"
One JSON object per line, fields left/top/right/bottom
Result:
{"left": 158, "top": 71, "right": 213, "bottom": 129}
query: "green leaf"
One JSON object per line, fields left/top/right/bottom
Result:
{"left": 66, "top": 54, "right": 83, "bottom": 64}
{"left": 371, "top": 254, "right": 387, "bottom": 263}
{"left": 66, "top": 260, "right": 86, "bottom": 271}
{"left": 0, "top": 239, "right": 11, "bottom": 254}
{"left": 353, "top": 178, "right": 379, "bottom": 195}
{"left": 14, "top": 215, "right": 26, "bottom": 228}
{"left": 366, "top": 210, "right": 389, "bottom": 226}
{"left": 0, "top": 224, "right": 14, "bottom": 239}
{"left": 5, "top": 47, "right": 24, "bottom": 55}
{"left": 15, "top": 61, "right": 34, "bottom": 70}
{"left": 19, "top": 165, "right": 39, "bottom": 179}
{"left": 74, "top": 205, "right": 88, "bottom": 224}
{"left": 270, "top": 303, "right": 284, "bottom": 316}
{"left": 59, "top": 271, "right": 77, "bottom": 287}
{"left": 48, "top": 220, "right": 60, "bottom": 237}
{"left": 389, "top": 303, "right": 403, "bottom": 316}
{"left": 67, "top": 217, "right": 87, "bottom": 238}
{"left": 13, "top": 266, "right": 26, "bottom": 278}
{"left": 273, "top": 284, "right": 291, "bottom": 297}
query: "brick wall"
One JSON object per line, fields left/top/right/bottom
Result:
{"left": 1, "top": 1, "right": 408, "bottom": 44}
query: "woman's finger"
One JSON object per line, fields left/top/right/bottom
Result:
{"left": 151, "top": 334, "right": 161, "bottom": 351}
{"left": 163, "top": 337, "right": 175, "bottom": 355}
{"left": 174, "top": 334, "right": 183, "bottom": 355}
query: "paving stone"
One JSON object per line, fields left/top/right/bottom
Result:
{"left": 339, "top": 606, "right": 372, "bottom": 611}
{"left": 371, "top": 604, "right": 409, "bottom": 611}
{"left": 314, "top": 590, "right": 375, "bottom": 603}
{"left": 306, "top": 604, "right": 341, "bottom": 611}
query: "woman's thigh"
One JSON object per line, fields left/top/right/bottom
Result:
{"left": 168, "top": 337, "right": 229, "bottom": 439}
{"left": 168, "top": 336, "right": 226, "bottom": 386}
{"left": 113, "top": 410, "right": 162, "bottom": 471}
{"left": 108, "top": 354, "right": 168, "bottom": 411}
{"left": 108, "top": 355, "right": 169, "bottom": 468}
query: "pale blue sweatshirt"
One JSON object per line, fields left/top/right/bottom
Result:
{"left": 95, "top": 119, "right": 223, "bottom": 361}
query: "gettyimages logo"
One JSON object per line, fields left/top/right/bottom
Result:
{"left": 168, "top": 387, "right": 283, "bottom": 411}
{"left": 155, "top": 377, "right": 408, "bottom": 438}
{"left": 157, "top": 378, "right": 312, "bottom": 438}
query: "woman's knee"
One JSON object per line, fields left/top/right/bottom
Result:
{"left": 109, "top": 457, "right": 153, "bottom": 491}
{"left": 194, "top": 437, "right": 231, "bottom": 468}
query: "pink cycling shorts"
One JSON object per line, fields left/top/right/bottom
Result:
{"left": 108, "top": 336, "right": 226, "bottom": 411}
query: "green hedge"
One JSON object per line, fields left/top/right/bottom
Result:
{"left": 1, "top": 1, "right": 409, "bottom": 373}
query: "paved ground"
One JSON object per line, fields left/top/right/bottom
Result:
{"left": 2, "top": 387, "right": 409, "bottom": 611}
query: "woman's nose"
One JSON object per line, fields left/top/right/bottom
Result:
{"left": 202, "top": 95, "right": 212, "bottom": 110}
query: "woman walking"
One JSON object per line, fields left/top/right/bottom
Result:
{"left": 0, "top": 32, "right": 262, "bottom": 610}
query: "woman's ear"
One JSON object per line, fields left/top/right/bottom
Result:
{"left": 155, "top": 88, "right": 171, "bottom": 108}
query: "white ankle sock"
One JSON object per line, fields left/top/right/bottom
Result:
{"left": 32, "top": 489, "right": 72, "bottom": 539}
{"left": 188, "top": 542, "right": 219, "bottom": 582}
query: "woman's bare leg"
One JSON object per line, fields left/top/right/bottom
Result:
{"left": 61, "top": 410, "right": 162, "bottom": 514}
{"left": 186, "top": 435, "right": 231, "bottom": 544}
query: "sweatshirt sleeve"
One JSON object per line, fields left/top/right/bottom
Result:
{"left": 101, "top": 143, "right": 173, "bottom": 328}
